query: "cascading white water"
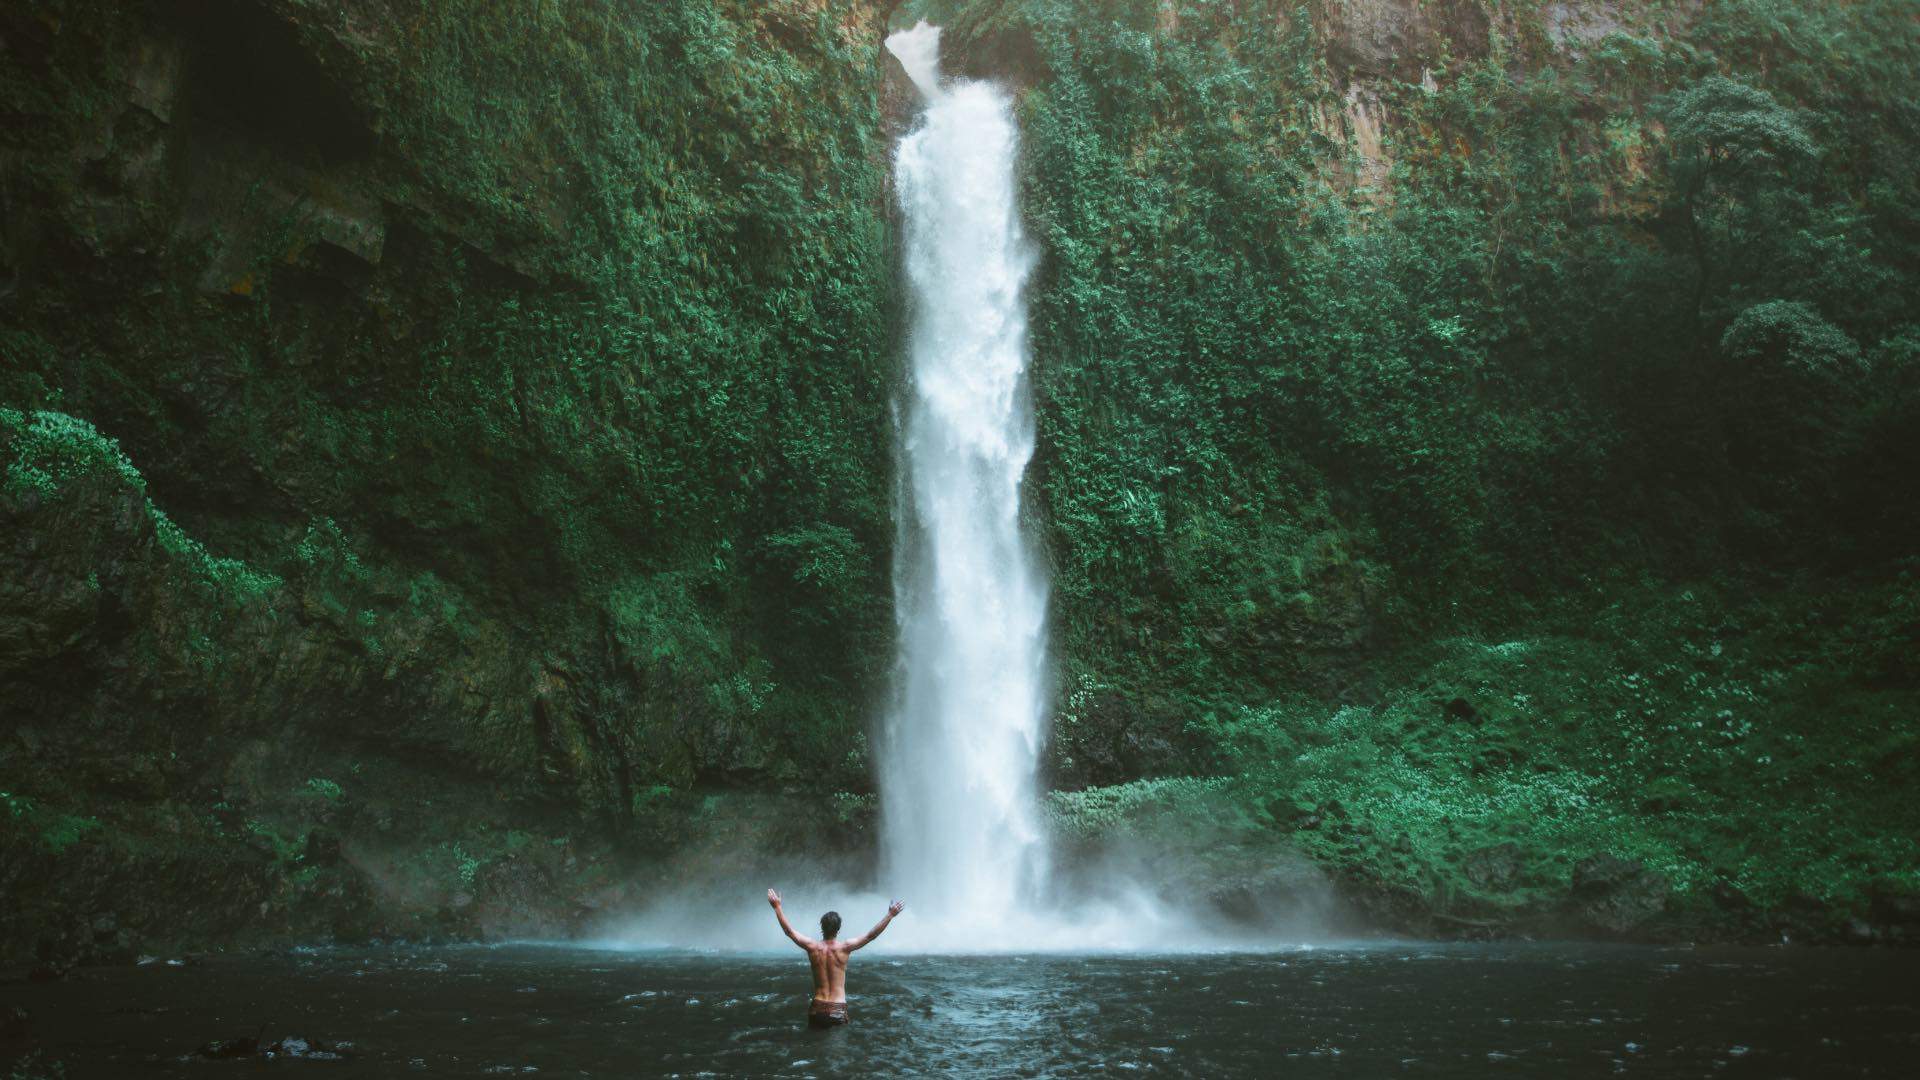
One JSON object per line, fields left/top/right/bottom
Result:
{"left": 879, "top": 22, "right": 1051, "bottom": 936}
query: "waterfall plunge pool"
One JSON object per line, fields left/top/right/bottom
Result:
{"left": 5, "top": 942, "right": 1914, "bottom": 1076}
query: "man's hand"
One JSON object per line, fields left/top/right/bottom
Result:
{"left": 888, "top": 899, "right": 906, "bottom": 917}
{"left": 768, "top": 888, "right": 782, "bottom": 909}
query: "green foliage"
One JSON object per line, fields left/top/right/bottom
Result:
{"left": 246, "top": 820, "right": 303, "bottom": 865}
{"left": 0, "top": 408, "right": 144, "bottom": 501}
{"left": 5, "top": 1049, "right": 67, "bottom": 1080}
{"left": 39, "top": 813, "right": 103, "bottom": 854}
{"left": 763, "top": 524, "right": 866, "bottom": 593}
{"left": 1721, "top": 299, "right": 1863, "bottom": 377}
{"left": 0, "top": 0, "right": 899, "bottom": 811}
{"left": 0, "top": 788, "right": 106, "bottom": 855}
{"left": 1718, "top": 299, "right": 1865, "bottom": 480}
{"left": 830, "top": 790, "right": 875, "bottom": 827}
{"left": 929, "top": 0, "right": 1919, "bottom": 735}
{"left": 295, "top": 518, "right": 368, "bottom": 581}
{"left": 629, "top": 783, "right": 692, "bottom": 851}
{"left": 303, "top": 777, "right": 344, "bottom": 801}
{"left": 916, "top": 1, "right": 1920, "bottom": 921}
{"left": 1188, "top": 575, "right": 1920, "bottom": 910}
{"left": 3, "top": 0, "right": 1915, "bottom": 936}
{"left": 1048, "top": 776, "right": 1229, "bottom": 841}
{"left": 149, "top": 503, "right": 283, "bottom": 603}
{"left": 452, "top": 843, "right": 481, "bottom": 889}
{"left": 1661, "top": 75, "right": 1817, "bottom": 178}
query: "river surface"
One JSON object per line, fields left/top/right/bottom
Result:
{"left": 4, "top": 943, "right": 1915, "bottom": 1077}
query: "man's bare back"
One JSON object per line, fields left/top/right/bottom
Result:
{"left": 767, "top": 889, "right": 905, "bottom": 1026}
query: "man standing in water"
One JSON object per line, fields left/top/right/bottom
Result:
{"left": 767, "top": 888, "right": 905, "bottom": 1027}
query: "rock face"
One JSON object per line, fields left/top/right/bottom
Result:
{"left": 1320, "top": 0, "right": 1489, "bottom": 80}
{"left": 1569, "top": 855, "right": 1671, "bottom": 936}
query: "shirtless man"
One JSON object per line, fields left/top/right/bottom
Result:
{"left": 767, "top": 888, "right": 905, "bottom": 1028}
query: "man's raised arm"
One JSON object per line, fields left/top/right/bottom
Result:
{"left": 847, "top": 899, "right": 906, "bottom": 951}
{"left": 767, "top": 889, "right": 812, "bottom": 949}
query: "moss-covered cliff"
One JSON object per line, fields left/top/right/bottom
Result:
{"left": 4, "top": 0, "right": 1917, "bottom": 964}
{"left": 2, "top": 0, "right": 901, "bottom": 964}
{"left": 931, "top": 0, "right": 1920, "bottom": 942}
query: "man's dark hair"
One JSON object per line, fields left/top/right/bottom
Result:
{"left": 820, "top": 911, "right": 841, "bottom": 939}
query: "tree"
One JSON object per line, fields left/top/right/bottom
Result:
{"left": 1659, "top": 77, "right": 1817, "bottom": 324}
{"left": 1716, "top": 299, "right": 1863, "bottom": 485}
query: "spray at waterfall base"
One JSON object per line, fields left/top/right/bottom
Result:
{"left": 588, "top": 787, "right": 1340, "bottom": 952}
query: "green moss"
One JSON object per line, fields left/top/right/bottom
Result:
{"left": 150, "top": 503, "right": 283, "bottom": 602}
{"left": 246, "top": 820, "right": 303, "bottom": 865}
{"left": 39, "top": 813, "right": 103, "bottom": 854}
{"left": 0, "top": 408, "right": 145, "bottom": 500}
{"left": 304, "top": 778, "right": 344, "bottom": 801}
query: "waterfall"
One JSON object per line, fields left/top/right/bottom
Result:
{"left": 879, "top": 22, "right": 1051, "bottom": 935}
{"left": 605, "top": 24, "right": 1303, "bottom": 957}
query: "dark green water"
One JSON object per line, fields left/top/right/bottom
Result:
{"left": 4, "top": 943, "right": 1915, "bottom": 1077}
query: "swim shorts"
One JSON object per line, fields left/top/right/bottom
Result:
{"left": 808, "top": 998, "right": 849, "bottom": 1027}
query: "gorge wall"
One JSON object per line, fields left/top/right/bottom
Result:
{"left": 931, "top": 0, "right": 1920, "bottom": 943}
{"left": 2, "top": 0, "right": 904, "bottom": 964}
{"left": 4, "top": 0, "right": 1917, "bottom": 963}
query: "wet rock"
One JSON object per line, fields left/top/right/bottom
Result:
{"left": 1569, "top": 854, "right": 1669, "bottom": 935}
{"left": 1544, "top": 1, "right": 1625, "bottom": 52}
{"left": 944, "top": 20, "right": 1049, "bottom": 92}
{"left": 471, "top": 856, "right": 569, "bottom": 939}
{"left": 1050, "top": 690, "right": 1195, "bottom": 789}
{"left": 878, "top": 38, "right": 921, "bottom": 143}
{"left": 1320, "top": 0, "right": 1490, "bottom": 82}
{"left": 1463, "top": 843, "right": 1523, "bottom": 892}
{"left": 1202, "top": 852, "right": 1335, "bottom": 926}
{"left": 1323, "top": 0, "right": 1435, "bottom": 78}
